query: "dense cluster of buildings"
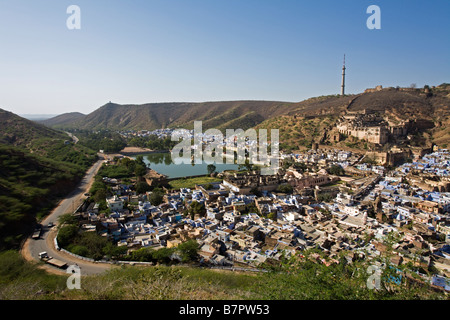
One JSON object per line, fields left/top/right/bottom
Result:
{"left": 119, "top": 128, "right": 175, "bottom": 140}
{"left": 70, "top": 143, "right": 450, "bottom": 292}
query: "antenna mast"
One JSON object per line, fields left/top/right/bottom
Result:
{"left": 341, "top": 54, "right": 346, "bottom": 96}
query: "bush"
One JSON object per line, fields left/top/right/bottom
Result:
{"left": 177, "top": 240, "right": 199, "bottom": 262}
{"left": 67, "top": 245, "right": 89, "bottom": 257}
{"left": 57, "top": 225, "right": 79, "bottom": 248}
{"left": 327, "top": 164, "right": 345, "bottom": 176}
{"left": 135, "top": 181, "right": 151, "bottom": 194}
{"left": 276, "top": 184, "right": 293, "bottom": 194}
{"left": 152, "top": 247, "right": 175, "bottom": 264}
{"left": 76, "top": 232, "right": 109, "bottom": 261}
{"left": 149, "top": 189, "right": 164, "bottom": 206}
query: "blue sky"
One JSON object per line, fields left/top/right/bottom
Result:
{"left": 0, "top": 0, "right": 449, "bottom": 115}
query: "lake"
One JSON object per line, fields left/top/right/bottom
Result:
{"left": 138, "top": 152, "right": 239, "bottom": 178}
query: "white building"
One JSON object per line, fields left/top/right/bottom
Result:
{"left": 107, "top": 195, "right": 124, "bottom": 211}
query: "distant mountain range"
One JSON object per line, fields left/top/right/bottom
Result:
{"left": 39, "top": 84, "right": 450, "bottom": 135}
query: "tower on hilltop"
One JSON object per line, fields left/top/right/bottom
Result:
{"left": 341, "top": 55, "right": 346, "bottom": 96}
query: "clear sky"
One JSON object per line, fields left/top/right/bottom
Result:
{"left": 0, "top": 0, "right": 449, "bottom": 115}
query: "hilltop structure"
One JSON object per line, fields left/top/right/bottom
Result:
{"left": 336, "top": 109, "right": 410, "bottom": 145}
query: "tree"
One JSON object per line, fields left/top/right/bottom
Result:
{"left": 207, "top": 164, "right": 216, "bottom": 175}
{"left": 129, "top": 247, "right": 154, "bottom": 262}
{"left": 250, "top": 187, "right": 262, "bottom": 197}
{"left": 58, "top": 213, "right": 78, "bottom": 226}
{"left": 94, "top": 188, "right": 107, "bottom": 204}
{"left": 77, "top": 232, "right": 109, "bottom": 260}
{"left": 57, "top": 225, "right": 78, "bottom": 248}
{"left": 152, "top": 247, "right": 175, "bottom": 264}
{"left": 135, "top": 181, "right": 151, "bottom": 194}
{"left": 276, "top": 184, "right": 293, "bottom": 194}
{"left": 135, "top": 164, "right": 147, "bottom": 178}
{"left": 149, "top": 188, "right": 164, "bottom": 206}
{"left": 68, "top": 245, "right": 89, "bottom": 257}
{"left": 267, "top": 212, "right": 277, "bottom": 221}
{"left": 177, "top": 240, "right": 199, "bottom": 262}
{"left": 102, "top": 242, "right": 128, "bottom": 259}
{"left": 327, "top": 164, "right": 345, "bottom": 176}
{"left": 187, "top": 200, "right": 206, "bottom": 219}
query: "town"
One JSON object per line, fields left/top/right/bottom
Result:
{"left": 62, "top": 143, "right": 450, "bottom": 292}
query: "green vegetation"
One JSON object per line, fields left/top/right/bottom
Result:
{"left": 240, "top": 202, "right": 261, "bottom": 215}
{"left": 255, "top": 115, "right": 334, "bottom": 152}
{"left": 169, "top": 176, "right": 222, "bottom": 190}
{"left": 0, "top": 247, "right": 446, "bottom": 300}
{"left": 149, "top": 188, "right": 165, "bottom": 206}
{"left": 0, "top": 250, "right": 67, "bottom": 299}
{"left": 125, "top": 240, "right": 199, "bottom": 264}
{"left": 75, "top": 130, "right": 127, "bottom": 153}
{"left": 0, "top": 109, "right": 98, "bottom": 249}
{"left": 88, "top": 156, "right": 151, "bottom": 204}
{"left": 275, "top": 184, "right": 294, "bottom": 194}
{"left": 96, "top": 156, "right": 148, "bottom": 180}
{"left": 127, "top": 134, "right": 177, "bottom": 151}
{"left": 186, "top": 200, "right": 206, "bottom": 219}
{"left": 57, "top": 216, "right": 128, "bottom": 261}
{"left": 135, "top": 181, "right": 152, "bottom": 194}
{"left": 207, "top": 164, "right": 216, "bottom": 175}
{"left": 327, "top": 164, "right": 346, "bottom": 176}
{"left": 0, "top": 144, "right": 95, "bottom": 249}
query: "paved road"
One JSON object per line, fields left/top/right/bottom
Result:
{"left": 22, "top": 154, "right": 114, "bottom": 275}
{"left": 65, "top": 131, "right": 79, "bottom": 144}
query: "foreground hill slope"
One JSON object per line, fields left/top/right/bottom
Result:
{"left": 0, "top": 108, "right": 97, "bottom": 249}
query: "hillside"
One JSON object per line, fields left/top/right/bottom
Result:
{"left": 39, "top": 84, "right": 450, "bottom": 153}
{"left": 1, "top": 250, "right": 446, "bottom": 300}
{"left": 39, "top": 112, "right": 85, "bottom": 128}
{"left": 42, "top": 84, "right": 449, "bottom": 137}
{"left": 256, "top": 84, "right": 450, "bottom": 152}
{"left": 43, "top": 100, "right": 299, "bottom": 131}
{"left": 0, "top": 108, "right": 97, "bottom": 249}
{"left": 0, "top": 108, "right": 68, "bottom": 148}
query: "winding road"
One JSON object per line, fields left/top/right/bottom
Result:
{"left": 21, "top": 153, "right": 114, "bottom": 275}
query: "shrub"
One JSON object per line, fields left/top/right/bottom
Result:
{"left": 57, "top": 225, "right": 79, "bottom": 248}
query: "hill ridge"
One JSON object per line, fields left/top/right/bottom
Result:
{"left": 40, "top": 84, "right": 450, "bottom": 135}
